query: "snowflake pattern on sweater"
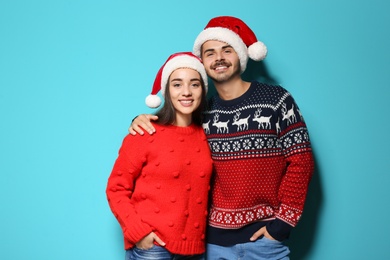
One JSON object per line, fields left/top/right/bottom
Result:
{"left": 202, "top": 81, "right": 314, "bottom": 229}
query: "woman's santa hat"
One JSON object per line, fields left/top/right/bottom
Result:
{"left": 193, "top": 16, "right": 267, "bottom": 73}
{"left": 145, "top": 52, "right": 208, "bottom": 108}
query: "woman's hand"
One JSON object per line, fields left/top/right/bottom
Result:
{"left": 136, "top": 232, "right": 166, "bottom": 250}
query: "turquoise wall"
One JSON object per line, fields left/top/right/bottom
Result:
{"left": 1, "top": 0, "right": 389, "bottom": 259}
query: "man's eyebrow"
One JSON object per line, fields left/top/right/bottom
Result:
{"left": 203, "top": 44, "right": 233, "bottom": 53}
{"left": 203, "top": 48, "right": 215, "bottom": 53}
{"left": 222, "top": 45, "right": 233, "bottom": 50}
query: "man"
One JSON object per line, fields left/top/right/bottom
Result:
{"left": 130, "top": 16, "right": 314, "bottom": 260}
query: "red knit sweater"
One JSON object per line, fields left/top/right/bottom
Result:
{"left": 106, "top": 123, "right": 213, "bottom": 255}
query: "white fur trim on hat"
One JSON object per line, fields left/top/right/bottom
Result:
{"left": 161, "top": 55, "right": 208, "bottom": 95}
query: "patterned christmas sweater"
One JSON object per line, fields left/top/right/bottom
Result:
{"left": 202, "top": 81, "right": 314, "bottom": 244}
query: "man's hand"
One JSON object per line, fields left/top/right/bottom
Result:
{"left": 250, "top": 226, "right": 276, "bottom": 241}
{"left": 135, "top": 232, "right": 166, "bottom": 250}
{"left": 128, "top": 114, "right": 158, "bottom": 135}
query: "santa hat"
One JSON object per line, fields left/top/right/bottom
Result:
{"left": 193, "top": 16, "right": 267, "bottom": 73}
{"left": 145, "top": 52, "right": 208, "bottom": 108}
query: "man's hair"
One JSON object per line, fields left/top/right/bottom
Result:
{"left": 155, "top": 73, "right": 207, "bottom": 126}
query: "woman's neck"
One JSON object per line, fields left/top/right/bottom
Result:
{"left": 173, "top": 114, "right": 192, "bottom": 127}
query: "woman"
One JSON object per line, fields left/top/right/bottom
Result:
{"left": 106, "top": 52, "right": 213, "bottom": 260}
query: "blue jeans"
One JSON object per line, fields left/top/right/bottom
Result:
{"left": 125, "top": 245, "right": 205, "bottom": 260}
{"left": 206, "top": 237, "right": 290, "bottom": 260}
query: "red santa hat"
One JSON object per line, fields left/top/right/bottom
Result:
{"left": 145, "top": 52, "right": 208, "bottom": 108}
{"left": 193, "top": 16, "right": 267, "bottom": 73}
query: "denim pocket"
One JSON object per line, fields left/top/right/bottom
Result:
{"left": 131, "top": 245, "right": 170, "bottom": 259}
{"left": 261, "top": 236, "right": 282, "bottom": 244}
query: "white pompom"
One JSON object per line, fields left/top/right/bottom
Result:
{"left": 248, "top": 41, "right": 268, "bottom": 61}
{"left": 145, "top": 94, "right": 162, "bottom": 108}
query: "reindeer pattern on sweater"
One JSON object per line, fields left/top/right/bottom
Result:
{"left": 202, "top": 81, "right": 314, "bottom": 230}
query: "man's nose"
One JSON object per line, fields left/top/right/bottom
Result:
{"left": 216, "top": 51, "right": 223, "bottom": 61}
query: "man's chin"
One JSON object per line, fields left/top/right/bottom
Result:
{"left": 210, "top": 76, "right": 229, "bottom": 83}
{"left": 210, "top": 72, "right": 238, "bottom": 83}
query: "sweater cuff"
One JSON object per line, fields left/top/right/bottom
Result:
{"left": 124, "top": 222, "right": 154, "bottom": 244}
{"left": 266, "top": 218, "right": 293, "bottom": 241}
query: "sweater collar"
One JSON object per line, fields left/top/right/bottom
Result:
{"left": 154, "top": 123, "right": 199, "bottom": 135}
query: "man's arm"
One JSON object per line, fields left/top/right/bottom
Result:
{"left": 264, "top": 93, "right": 314, "bottom": 241}
{"left": 128, "top": 114, "right": 158, "bottom": 135}
{"left": 251, "top": 92, "right": 314, "bottom": 242}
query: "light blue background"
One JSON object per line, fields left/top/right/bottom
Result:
{"left": 1, "top": 0, "right": 389, "bottom": 259}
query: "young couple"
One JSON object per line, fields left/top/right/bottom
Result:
{"left": 107, "top": 16, "right": 314, "bottom": 260}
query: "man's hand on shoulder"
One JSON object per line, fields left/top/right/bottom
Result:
{"left": 128, "top": 114, "right": 158, "bottom": 135}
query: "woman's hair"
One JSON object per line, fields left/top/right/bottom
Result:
{"left": 155, "top": 70, "right": 207, "bottom": 126}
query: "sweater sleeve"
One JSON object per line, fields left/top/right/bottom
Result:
{"left": 274, "top": 93, "right": 315, "bottom": 230}
{"left": 106, "top": 134, "right": 153, "bottom": 245}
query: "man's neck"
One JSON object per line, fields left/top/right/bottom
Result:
{"left": 214, "top": 77, "right": 251, "bottom": 101}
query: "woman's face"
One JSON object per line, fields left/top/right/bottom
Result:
{"left": 168, "top": 68, "right": 203, "bottom": 126}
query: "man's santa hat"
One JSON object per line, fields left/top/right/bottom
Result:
{"left": 145, "top": 52, "right": 208, "bottom": 108}
{"left": 193, "top": 16, "right": 267, "bottom": 73}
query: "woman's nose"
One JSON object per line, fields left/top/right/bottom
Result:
{"left": 182, "top": 85, "right": 191, "bottom": 96}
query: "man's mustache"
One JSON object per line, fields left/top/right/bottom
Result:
{"left": 211, "top": 60, "right": 231, "bottom": 69}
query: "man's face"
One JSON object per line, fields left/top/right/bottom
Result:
{"left": 201, "top": 40, "right": 241, "bottom": 83}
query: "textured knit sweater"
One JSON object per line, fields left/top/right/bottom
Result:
{"left": 106, "top": 123, "right": 213, "bottom": 255}
{"left": 202, "top": 81, "right": 314, "bottom": 245}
